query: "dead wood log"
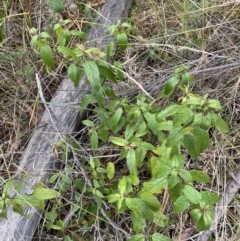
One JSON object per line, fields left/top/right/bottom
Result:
{"left": 0, "top": 1, "right": 132, "bottom": 240}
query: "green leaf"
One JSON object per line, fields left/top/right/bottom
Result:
{"left": 207, "top": 99, "right": 222, "bottom": 110}
{"left": 132, "top": 141, "right": 155, "bottom": 151}
{"left": 190, "top": 208, "right": 202, "bottom": 224}
{"left": 130, "top": 214, "right": 146, "bottom": 233}
{"left": 200, "top": 191, "right": 219, "bottom": 204}
{"left": 138, "top": 194, "right": 161, "bottom": 212}
{"left": 183, "top": 185, "right": 201, "bottom": 204}
{"left": 128, "top": 234, "right": 145, "bottom": 241}
{"left": 143, "top": 112, "right": 158, "bottom": 134}
{"left": 110, "top": 136, "right": 128, "bottom": 146}
{"left": 166, "top": 127, "right": 184, "bottom": 147}
{"left": 106, "top": 41, "right": 115, "bottom": 58}
{"left": 181, "top": 72, "right": 194, "bottom": 85}
{"left": 82, "top": 120, "right": 95, "bottom": 128}
{"left": 161, "top": 76, "right": 180, "bottom": 97}
{"left": 182, "top": 134, "right": 198, "bottom": 159}
{"left": 153, "top": 159, "right": 171, "bottom": 179}
{"left": 125, "top": 124, "right": 135, "bottom": 140}
{"left": 140, "top": 178, "right": 168, "bottom": 195}
{"left": 173, "top": 196, "right": 189, "bottom": 213}
{"left": 193, "top": 127, "right": 209, "bottom": 155}
{"left": 126, "top": 198, "right": 153, "bottom": 220}
{"left": 118, "top": 176, "right": 128, "bottom": 194}
{"left": 110, "top": 108, "right": 123, "bottom": 129}
{"left": 127, "top": 149, "right": 137, "bottom": 175}
{"left": 211, "top": 112, "right": 229, "bottom": 133}
{"left": 117, "top": 32, "right": 128, "bottom": 50}
{"left": 80, "top": 93, "right": 96, "bottom": 111}
{"left": 151, "top": 232, "right": 173, "bottom": 241}
{"left": 157, "top": 104, "right": 179, "bottom": 119}
{"left": 14, "top": 194, "right": 44, "bottom": 210}
{"left": 97, "top": 126, "right": 108, "bottom": 142}
{"left": 107, "top": 193, "right": 121, "bottom": 203}
{"left": 57, "top": 46, "right": 77, "bottom": 58}
{"left": 97, "top": 62, "right": 117, "bottom": 83}
{"left": 168, "top": 174, "right": 179, "bottom": 189}
{"left": 33, "top": 183, "right": 59, "bottom": 200}
{"left": 84, "top": 61, "right": 101, "bottom": 89}
{"left": 90, "top": 130, "right": 98, "bottom": 150}
{"left": 169, "top": 183, "right": 183, "bottom": 202}
{"left": 67, "top": 64, "right": 83, "bottom": 87}
{"left": 178, "top": 169, "right": 193, "bottom": 183}
{"left": 3, "top": 178, "right": 14, "bottom": 197}
{"left": 172, "top": 106, "right": 193, "bottom": 128}
{"left": 70, "top": 30, "right": 86, "bottom": 41}
{"left": 114, "top": 61, "right": 124, "bottom": 80}
{"left": 40, "top": 45, "right": 55, "bottom": 68}
{"left": 189, "top": 170, "right": 210, "bottom": 183}
{"left": 106, "top": 162, "right": 115, "bottom": 180}
{"left": 54, "top": 23, "right": 62, "bottom": 38}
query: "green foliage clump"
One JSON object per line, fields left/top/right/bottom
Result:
{"left": 0, "top": 19, "right": 230, "bottom": 241}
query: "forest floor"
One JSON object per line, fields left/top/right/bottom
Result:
{"left": 1, "top": 0, "right": 240, "bottom": 240}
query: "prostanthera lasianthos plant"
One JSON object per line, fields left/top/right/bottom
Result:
{"left": 25, "top": 20, "right": 230, "bottom": 240}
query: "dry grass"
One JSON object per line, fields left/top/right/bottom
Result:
{"left": 1, "top": 0, "right": 240, "bottom": 240}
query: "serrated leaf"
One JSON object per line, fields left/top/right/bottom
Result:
{"left": 117, "top": 32, "right": 128, "bottom": 50}
{"left": 190, "top": 208, "right": 202, "bottom": 224}
{"left": 90, "top": 130, "right": 98, "bottom": 150}
{"left": 183, "top": 185, "right": 201, "bottom": 204}
{"left": 168, "top": 174, "right": 179, "bottom": 189}
{"left": 200, "top": 191, "right": 219, "bottom": 204}
{"left": 84, "top": 61, "right": 101, "bottom": 89}
{"left": 193, "top": 127, "right": 209, "bottom": 155}
{"left": 182, "top": 134, "right": 198, "bottom": 159}
{"left": 157, "top": 104, "right": 179, "bottom": 119}
{"left": 189, "top": 170, "right": 210, "bottom": 183}
{"left": 33, "top": 183, "right": 59, "bottom": 200}
{"left": 173, "top": 196, "right": 189, "bottom": 213}
{"left": 40, "top": 45, "right": 55, "bottom": 68}
{"left": 179, "top": 169, "right": 193, "bottom": 183}
{"left": 131, "top": 214, "right": 146, "bottom": 232}
{"left": 161, "top": 76, "right": 180, "bottom": 97}
{"left": 151, "top": 232, "right": 173, "bottom": 241}
{"left": 173, "top": 106, "right": 193, "bottom": 127}
{"left": 140, "top": 178, "right": 168, "bottom": 195}
{"left": 138, "top": 194, "right": 161, "bottom": 212}
{"left": 143, "top": 112, "right": 158, "bottom": 134}
{"left": 126, "top": 198, "right": 153, "bottom": 220}
{"left": 106, "top": 162, "right": 115, "bottom": 180}
{"left": 110, "top": 136, "right": 128, "bottom": 146}
{"left": 207, "top": 99, "right": 222, "bottom": 110}
{"left": 166, "top": 127, "right": 184, "bottom": 147}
